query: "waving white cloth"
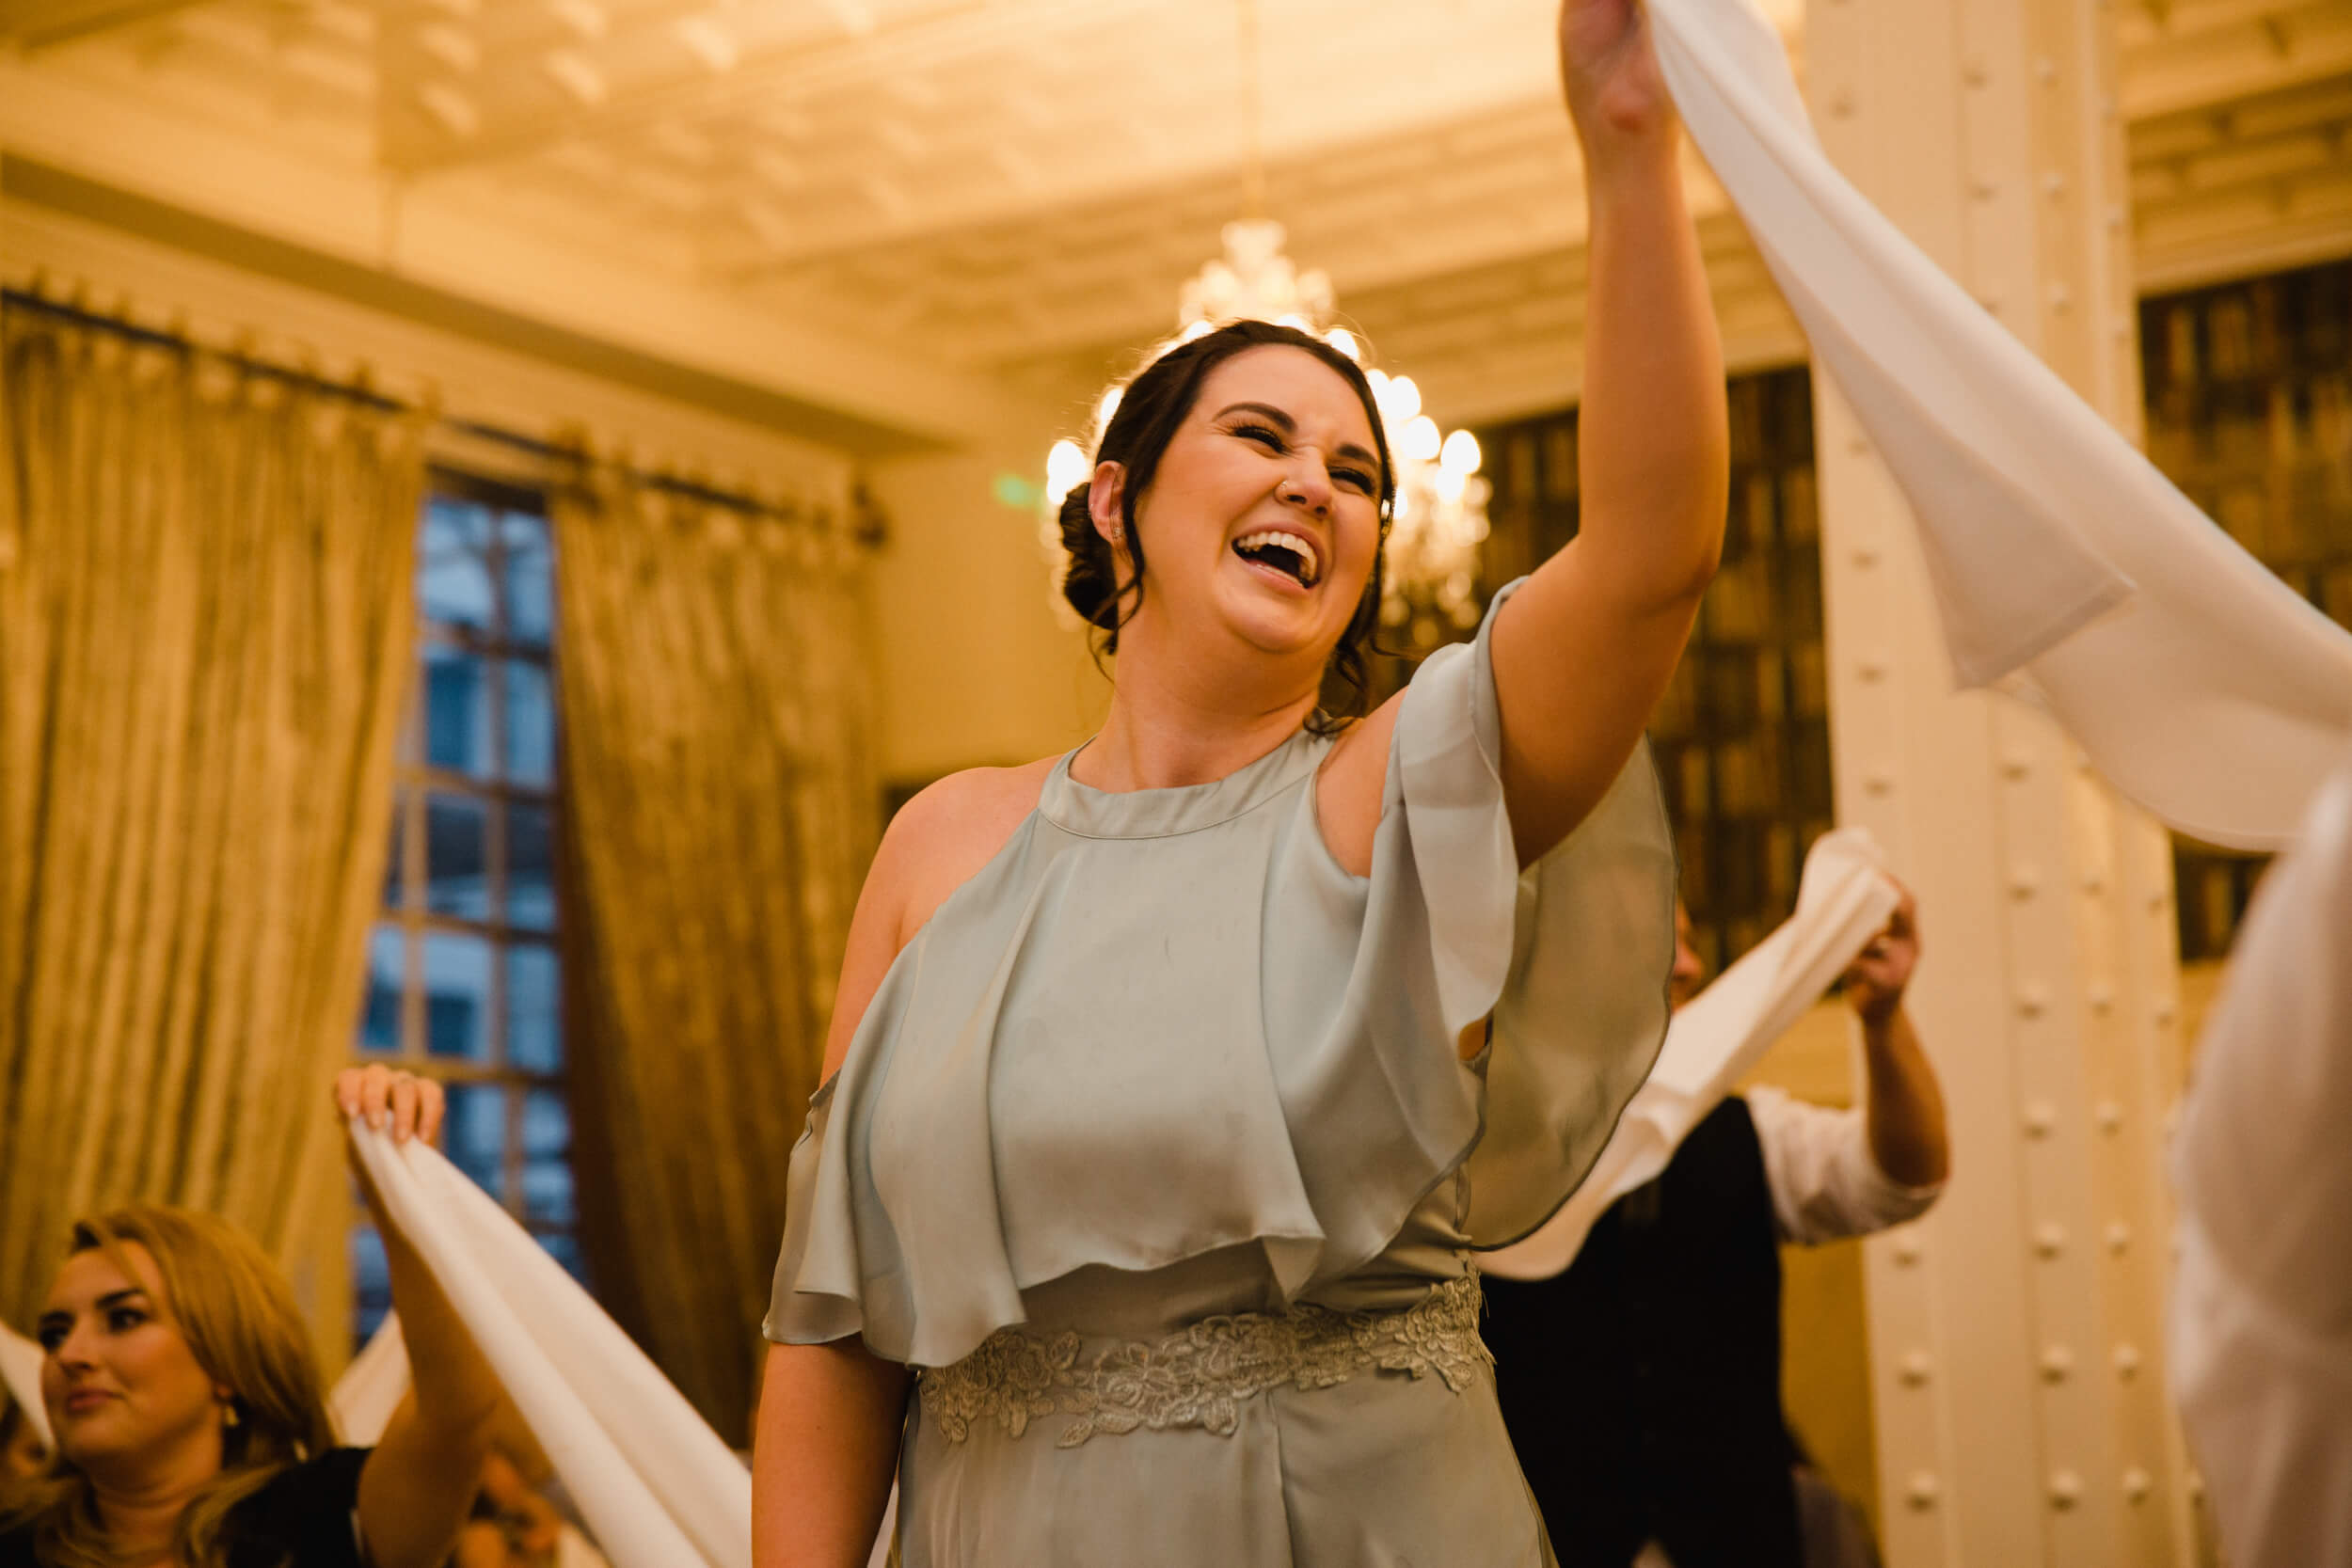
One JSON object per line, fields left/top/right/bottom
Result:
{"left": 328, "top": 1309, "right": 408, "bottom": 1446}
{"left": 1646, "top": 0, "right": 2352, "bottom": 849}
{"left": 1486, "top": 829, "right": 1900, "bottom": 1279}
{"left": 2169, "top": 749, "right": 2352, "bottom": 1567}
{"left": 326, "top": 1204, "right": 897, "bottom": 1568}
{"left": 346, "top": 1123, "right": 750, "bottom": 1568}
{"left": 1, "top": 1320, "right": 51, "bottom": 1451}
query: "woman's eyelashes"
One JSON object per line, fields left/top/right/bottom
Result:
{"left": 1229, "top": 421, "right": 1375, "bottom": 494}
{"left": 34, "top": 1303, "right": 151, "bottom": 1348}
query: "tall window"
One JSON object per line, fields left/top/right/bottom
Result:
{"left": 2141, "top": 259, "right": 2352, "bottom": 961}
{"left": 352, "top": 472, "right": 578, "bottom": 1345}
{"left": 1475, "top": 368, "right": 1830, "bottom": 972}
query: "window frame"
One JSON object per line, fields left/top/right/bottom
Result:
{"left": 352, "top": 468, "right": 580, "bottom": 1346}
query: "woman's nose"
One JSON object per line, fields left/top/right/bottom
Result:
{"left": 1280, "top": 462, "right": 1333, "bottom": 515}
{"left": 50, "top": 1322, "right": 97, "bottom": 1371}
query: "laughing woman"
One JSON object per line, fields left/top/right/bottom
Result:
{"left": 0, "top": 1067, "right": 500, "bottom": 1568}
{"left": 755, "top": 2, "right": 1726, "bottom": 1562}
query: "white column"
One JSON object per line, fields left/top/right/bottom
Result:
{"left": 1803, "top": 1, "right": 2196, "bottom": 1562}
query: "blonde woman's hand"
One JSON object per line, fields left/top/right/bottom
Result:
{"left": 1558, "top": 0, "right": 1673, "bottom": 146}
{"left": 335, "top": 1063, "right": 446, "bottom": 1146}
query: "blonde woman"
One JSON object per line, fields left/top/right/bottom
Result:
{"left": 0, "top": 1065, "right": 500, "bottom": 1568}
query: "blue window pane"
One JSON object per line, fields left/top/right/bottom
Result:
{"left": 520, "top": 1088, "right": 574, "bottom": 1226}
{"left": 445, "top": 1083, "right": 507, "bottom": 1199}
{"left": 351, "top": 1224, "right": 391, "bottom": 1351}
{"left": 425, "top": 793, "right": 490, "bottom": 922}
{"left": 421, "top": 931, "right": 494, "bottom": 1062}
{"left": 420, "top": 499, "right": 495, "bottom": 632}
{"left": 507, "top": 942, "right": 562, "bottom": 1073}
{"left": 508, "top": 803, "right": 556, "bottom": 932}
{"left": 358, "top": 925, "right": 404, "bottom": 1053}
{"left": 501, "top": 511, "right": 554, "bottom": 647}
{"left": 536, "top": 1229, "right": 588, "bottom": 1286}
{"left": 423, "top": 644, "right": 495, "bottom": 780}
{"left": 504, "top": 659, "right": 555, "bottom": 788}
{"left": 382, "top": 791, "right": 407, "bottom": 909}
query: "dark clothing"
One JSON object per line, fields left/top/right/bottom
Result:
{"left": 0, "top": 1446, "right": 368, "bottom": 1568}
{"left": 1484, "top": 1096, "right": 1804, "bottom": 1568}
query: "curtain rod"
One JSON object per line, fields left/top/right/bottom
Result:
{"left": 1, "top": 286, "right": 873, "bottom": 541}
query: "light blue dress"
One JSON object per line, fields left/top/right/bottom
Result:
{"left": 768, "top": 584, "right": 1677, "bottom": 1565}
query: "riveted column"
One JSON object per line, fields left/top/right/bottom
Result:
{"left": 1802, "top": 1, "right": 2191, "bottom": 1564}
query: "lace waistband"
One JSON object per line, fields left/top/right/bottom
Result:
{"left": 916, "top": 1272, "right": 1491, "bottom": 1449}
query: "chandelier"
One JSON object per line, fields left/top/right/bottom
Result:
{"left": 1042, "top": 3, "right": 1489, "bottom": 648}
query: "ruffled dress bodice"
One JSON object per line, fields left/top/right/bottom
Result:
{"left": 764, "top": 582, "right": 1677, "bottom": 1565}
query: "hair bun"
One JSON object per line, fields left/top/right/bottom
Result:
{"left": 1057, "top": 482, "right": 1121, "bottom": 632}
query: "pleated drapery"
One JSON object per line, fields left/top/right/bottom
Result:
{"left": 551, "top": 470, "right": 878, "bottom": 1441}
{"left": 0, "top": 309, "right": 421, "bottom": 1324}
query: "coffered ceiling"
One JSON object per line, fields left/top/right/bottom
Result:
{"left": 3, "top": 0, "right": 2345, "bottom": 443}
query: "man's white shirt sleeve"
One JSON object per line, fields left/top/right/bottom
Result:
{"left": 1746, "top": 1085, "right": 1942, "bottom": 1246}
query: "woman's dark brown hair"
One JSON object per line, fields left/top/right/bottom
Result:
{"left": 1056, "top": 319, "right": 1397, "bottom": 731}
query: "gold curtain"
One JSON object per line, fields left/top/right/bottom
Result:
{"left": 0, "top": 309, "right": 421, "bottom": 1325}
{"left": 551, "top": 469, "right": 879, "bottom": 1441}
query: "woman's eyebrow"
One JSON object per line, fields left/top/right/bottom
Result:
{"left": 41, "top": 1288, "right": 152, "bottom": 1326}
{"left": 1215, "top": 401, "right": 1295, "bottom": 431}
{"left": 1216, "top": 402, "right": 1379, "bottom": 467}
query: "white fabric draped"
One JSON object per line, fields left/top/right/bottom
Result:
{"left": 0, "top": 1320, "right": 50, "bottom": 1450}
{"left": 346, "top": 1123, "right": 752, "bottom": 1568}
{"left": 341, "top": 1131, "right": 898, "bottom": 1568}
{"left": 2169, "top": 748, "right": 2352, "bottom": 1567}
{"left": 1648, "top": 0, "right": 2352, "bottom": 850}
{"left": 1485, "top": 829, "right": 1900, "bottom": 1279}
{"left": 328, "top": 1308, "right": 408, "bottom": 1447}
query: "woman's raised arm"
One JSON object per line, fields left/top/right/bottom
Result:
{"left": 1488, "top": 0, "right": 1728, "bottom": 865}
{"left": 340, "top": 1068, "right": 503, "bottom": 1568}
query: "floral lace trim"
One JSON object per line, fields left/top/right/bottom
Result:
{"left": 916, "top": 1273, "right": 1491, "bottom": 1449}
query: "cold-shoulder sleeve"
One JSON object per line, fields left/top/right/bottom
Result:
{"left": 1387, "top": 577, "right": 1678, "bottom": 1248}
{"left": 761, "top": 935, "right": 1024, "bottom": 1361}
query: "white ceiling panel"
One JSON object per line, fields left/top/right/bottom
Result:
{"left": 10, "top": 0, "right": 2337, "bottom": 428}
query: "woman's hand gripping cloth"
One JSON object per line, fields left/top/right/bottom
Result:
{"left": 346, "top": 1123, "right": 750, "bottom": 1568}
{"left": 1646, "top": 0, "right": 2352, "bottom": 849}
{"left": 1484, "top": 828, "right": 1901, "bottom": 1279}
{"left": 2169, "top": 747, "right": 2352, "bottom": 1568}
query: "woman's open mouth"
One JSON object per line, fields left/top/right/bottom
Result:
{"left": 1232, "top": 529, "right": 1321, "bottom": 589}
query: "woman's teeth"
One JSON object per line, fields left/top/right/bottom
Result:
{"left": 1232, "top": 530, "right": 1320, "bottom": 586}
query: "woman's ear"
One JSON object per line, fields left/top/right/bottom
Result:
{"left": 1088, "top": 462, "right": 1128, "bottom": 549}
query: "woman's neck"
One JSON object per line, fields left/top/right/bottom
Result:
{"left": 87, "top": 1439, "right": 221, "bottom": 1560}
{"left": 1077, "top": 645, "right": 1322, "bottom": 794}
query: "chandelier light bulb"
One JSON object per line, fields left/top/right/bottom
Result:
{"left": 1440, "top": 429, "right": 1482, "bottom": 476}
{"left": 1325, "top": 328, "right": 1361, "bottom": 361}
{"left": 1401, "top": 415, "right": 1442, "bottom": 463}
{"left": 1045, "top": 439, "right": 1089, "bottom": 501}
{"left": 1094, "top": 387, "right": 1123, "bottom": 436}
{"left": 1384, "top": 375, "right": 1422, "bottom": 423}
